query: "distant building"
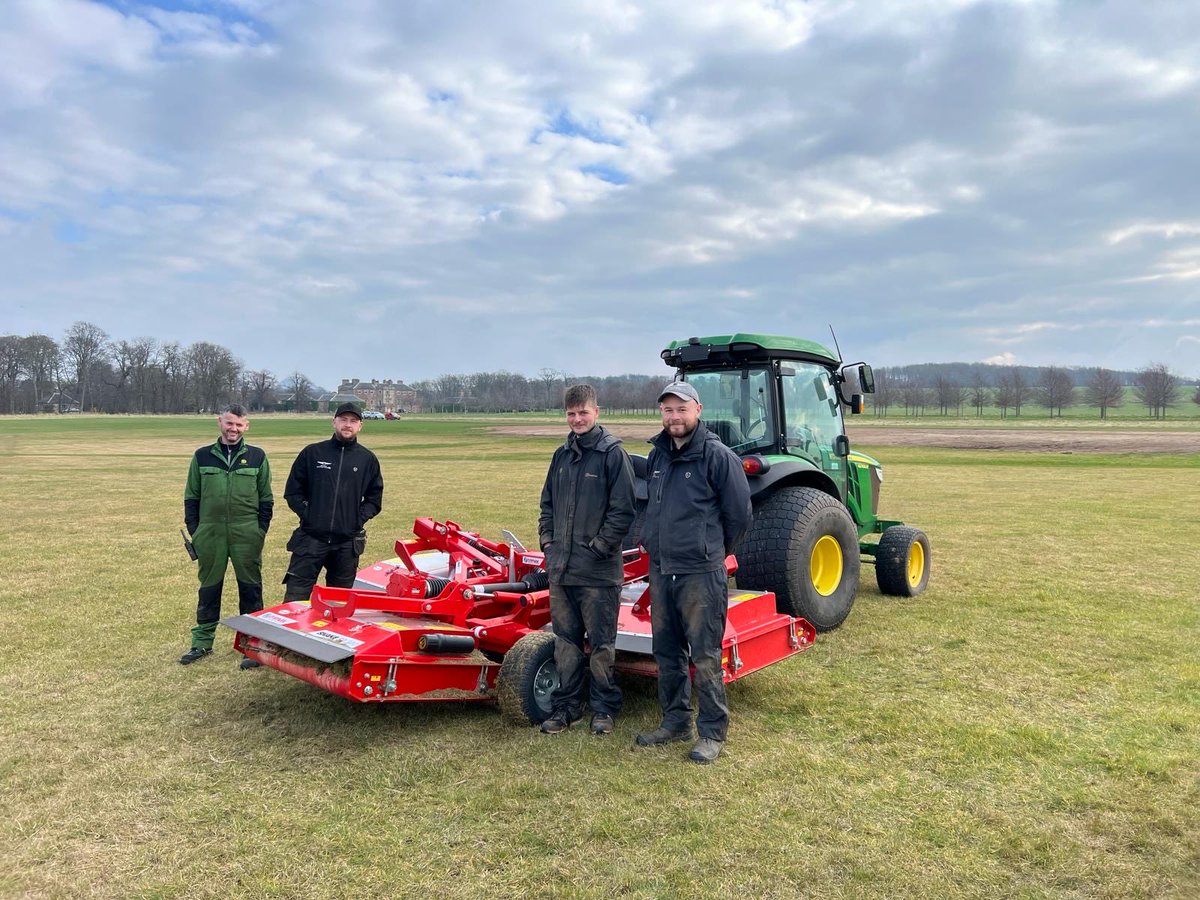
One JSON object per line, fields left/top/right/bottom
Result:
{"left": 337, "top": 378, "right": 420, "bottom": 413}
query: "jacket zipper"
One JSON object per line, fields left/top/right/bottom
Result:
{"left": 329, "top": 443, "right": 345, "bottom": 540}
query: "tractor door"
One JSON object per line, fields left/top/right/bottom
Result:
{"left": 777, "top": 363, "right": 848, "bottom": 496}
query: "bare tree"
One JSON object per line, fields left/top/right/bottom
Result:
{"left": 243, "top": 369, "right": 278, "bottom": 411}
{"left": 284, "top": 371, "right": 315, "bottom": 411}
{"left": 61, "top": 321, "right": 109, "bottom": 411}
{"left": 900, "top": 378, "right": 929, "bottom": 416}
{"left": 871, "top": 368, "right": 894, "bottom": 416}
{"left": 968, "top": 371, "right": 990, "bottom": 416}
{"left": 0, "top": 336, "right": 24, "bottom": 413}
{"left": 1133, "top": 363, "right": 1179, "bottom": 419}
{"left": 1193, "top": 384, "right": 1200, "bottom": 409}
{"left": 998, "top": 368, "right": 1030, "bottom": 417}
{"left": 22, "top": 334, "right": 59, "bottom": 412}
{"left": 1036, "top": 366, "right": 1075, "bottom": 417}
{"left": 538, "top": 367, "right": 566, "bottom": 411}
{"left": 187, "top": 342, "right": 241, "bottom": 412}
{"left": 1083, "top": 368, "right": 1123, "bottom": 419}
{"left": 933, "top": 375, "right": 964, "bottom": 416}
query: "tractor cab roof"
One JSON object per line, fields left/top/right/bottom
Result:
{"left": 662, "top": 333, "right": 840, "bottom": 369}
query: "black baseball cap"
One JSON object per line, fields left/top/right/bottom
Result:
{"left": 333, "top": 402, "right": 363, "bottom": 419}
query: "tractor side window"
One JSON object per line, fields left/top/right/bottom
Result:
{"left": 780, "top": 366, "right": 840, "bottom": 464}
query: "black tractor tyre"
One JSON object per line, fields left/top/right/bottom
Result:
{"left": 737, "top": 486, "right": 861, "bottom": 632}
{"left": 497, "top": 631, "right": 559, "bottom": 725}
{"left": 875, "top": 526, "right": 931, "bottom": 597}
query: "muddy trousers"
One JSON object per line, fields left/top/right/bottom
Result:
{"left": 548, "top": 583, "right": 623, "bottom": 720}
{"left": 191, "top": 522, "right": 265, "bottom": 649}
{"left": 648, "top": 567, "right": 730, "bottom": 741}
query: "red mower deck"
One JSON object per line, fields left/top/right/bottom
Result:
{"left": 222, "top": 517, "right": 815, "bottom": 723}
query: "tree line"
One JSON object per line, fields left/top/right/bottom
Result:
{"left": 0, "top": 322, "right": 672, "bottom": 415}
{"left": 870, "top": 363, "right": 1194, "bottom": 420}
{"left": 0, "top": 321, "right": 1196, "bottom": 417}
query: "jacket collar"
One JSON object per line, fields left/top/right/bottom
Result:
{"left": 566, "top": 423, "right": 616, "bottom": 454}
{"left": 649, "top": 420, "right": 711, "bottom": 458}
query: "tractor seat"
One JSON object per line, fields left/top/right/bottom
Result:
{"left": 706, "top": 419, "right": 746, "bottom": 449}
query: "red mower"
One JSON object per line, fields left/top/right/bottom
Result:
{"left": 223, "top": 517, "right": 815, "bottom": 724}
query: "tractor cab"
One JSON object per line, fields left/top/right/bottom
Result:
{"left": 660, "top": 333, "right": 925, "bottom": 634}
{"left": 661, "top": 334, "right": 875, "bottom": 502}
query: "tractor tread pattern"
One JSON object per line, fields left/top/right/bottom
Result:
{"left": 737, "top": 485, "right": 860, "bottom": 632}
{"left": 875, "top": 525, "right": 931, "bottom": 597}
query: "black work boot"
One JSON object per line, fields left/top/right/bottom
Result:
{"left": 179, "top": 647, "right": 213, "bottom": 665}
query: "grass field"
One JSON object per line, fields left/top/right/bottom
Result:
{"left": 1, "top": 414, "right": 1197, "bottom": 899}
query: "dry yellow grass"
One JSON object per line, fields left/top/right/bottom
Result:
{"left": 0, "top": 415, "right": 1196, "bottom": 898}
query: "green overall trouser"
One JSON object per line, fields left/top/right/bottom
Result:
{"left": 191, "top": 520, "right": 266, "bottom": 649}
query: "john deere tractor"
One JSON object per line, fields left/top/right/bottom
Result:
{"left": 659, "top": 333, "right": 930, "bottom": 631}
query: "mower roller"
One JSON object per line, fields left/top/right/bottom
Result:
{"left": 222, "top": 517, "right": 815, "bottom": 724}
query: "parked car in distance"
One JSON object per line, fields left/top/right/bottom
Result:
{"left": 362, "top": 410, "right": 386, "bottom": 419}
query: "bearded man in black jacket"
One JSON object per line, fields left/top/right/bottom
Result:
{"left": 282, "top": 402, "right": 384, "bottom": 602}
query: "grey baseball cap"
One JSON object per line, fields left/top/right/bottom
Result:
{"left": 657, "top": 381, "right": 700, "bottom": 403}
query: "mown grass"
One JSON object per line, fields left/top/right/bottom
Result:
{"left": 0, "top": 415, "right": 1197, "bottom": 899}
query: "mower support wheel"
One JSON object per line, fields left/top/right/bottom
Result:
{"left": 875, "top": 526, "right": 931, "bottom": 597}
{"left": 497, "top": 631, "right": 559, "bottom": 725}
{"left": 737, "top": 486, "right": 860, "bottom": 632}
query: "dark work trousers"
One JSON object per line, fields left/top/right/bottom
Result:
{"left": 191, "top": 521, "right": 265, "bottom": 649}
{"left": 548, "top": 583, "right": 623, "bottom": 720}
{"left": 648, "top": 567, "right": 730, "bottom": 741}
{"left": 282, "top": 531, "right": 360, "bottom": 602}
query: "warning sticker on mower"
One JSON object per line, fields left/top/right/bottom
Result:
{"left": 308, "top": 630, "right": 364, "bottom": 651}
{"left": 257, "top": 611, "right": 296, "bottom": 626}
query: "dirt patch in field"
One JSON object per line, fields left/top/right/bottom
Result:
{"left": 491, "top": 424, "right": 1200, "bottom": 454}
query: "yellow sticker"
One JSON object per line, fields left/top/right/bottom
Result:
{"left": 311, "top": 620, "right": 329, "bottom": 628}
{"left": 376, "top": 622, "right": 407, "bottom": 631}
{"left": 729, "top": 593, "right": 758, "bottom": 603}
{"left": 370, "top": 675, "right": 381, "bottom": 682}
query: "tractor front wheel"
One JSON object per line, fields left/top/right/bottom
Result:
{"left": 875, "top": 526, "right": 931, "bottom": 597}
{"left": 737, "top": 486, "right": 860, "bottom": 631}
{"left": 497, "top": 631, "right": 559, "bottom": 725}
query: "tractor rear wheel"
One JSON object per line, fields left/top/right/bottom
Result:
{"left": 875, "top": 526, "right": 931, "bottom": 597}
{"left": 497, "top": 631, "right": 559, "bottom": 725}
{"left": 737, "top": 486, "right": 860, "bottom": 631}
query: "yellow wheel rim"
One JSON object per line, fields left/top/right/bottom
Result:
{"left": 907, "top": 541, "right": 926, "bottom": 587}
{"left": 810, "top": 535, "right": 844, "bottom": 597}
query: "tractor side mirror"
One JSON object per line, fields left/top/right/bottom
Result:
{"left": 836, "top": 362, "right": 875, "bottom": 406}
{"left": 833, "top": 434, "right": 851, "bottom": 457}
{"left": 849, "top": 394, "right": 864, "bottom": 414}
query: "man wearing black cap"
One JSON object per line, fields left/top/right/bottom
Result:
{"left": 281, "top": 402, "right": 384, "bottom": 602}
{"left": 634, "top": 380, "right": 752, "bottom": 764}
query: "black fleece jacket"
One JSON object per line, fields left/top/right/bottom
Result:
{"left": 284, "top": 434, "right": 383, "bottom": 542}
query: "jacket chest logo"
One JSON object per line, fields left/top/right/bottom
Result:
{"left": 684, "top": 472, "right": 692, "bottom": 479}
{"left": 317, "top": 460, "right": 332, "bottom": 470}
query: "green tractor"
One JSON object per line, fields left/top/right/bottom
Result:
{"left": 658, "top": 333, "right": 930, "bottom": 631}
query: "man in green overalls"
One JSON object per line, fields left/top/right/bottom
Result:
{"left": 179, "top": 404, "right": 273, "bottom": 667}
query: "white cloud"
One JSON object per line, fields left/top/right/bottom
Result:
{"left": 2, "top": 0, "right": 1199, "bottom": 382}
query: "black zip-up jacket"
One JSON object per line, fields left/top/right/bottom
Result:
{"left": 284, "top": 434, "right": 384, "bottom": 542}
{"left": 538, "top": 424, "right": 637, "bottom": 586}
{"left": 642, "top": 420, "right": 752, "bottom": 575}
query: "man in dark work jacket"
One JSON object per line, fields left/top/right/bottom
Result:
{"left": 282, "top": 402, "right": 384, "bottom": 601}
{"left": 537, "top": 384, "right": 637, "bottom": 736}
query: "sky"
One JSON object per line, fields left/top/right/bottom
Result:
{"left": 2, "top": 0, "right": 1199, "bottom": 388}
